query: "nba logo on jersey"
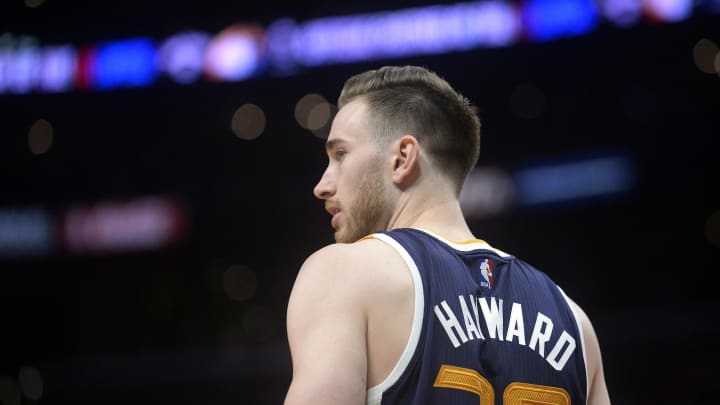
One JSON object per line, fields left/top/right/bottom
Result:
{"left": 479, "top": 258, "right": 494, "bottom": 288}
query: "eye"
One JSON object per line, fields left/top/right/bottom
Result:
{"left": 335, "top": 149, "right": 347, "bottom": 160}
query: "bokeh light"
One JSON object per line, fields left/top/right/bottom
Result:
{"left": 644, "top": 0, "right": 693, "bottom": 22}
{"left": 460, "top": 167, "right": 515, "bottom": 218}
{"left": 310, "top": 104, "right": 336, "bottom": 139}
{"left": 295, "top": 93, "right": 327, "bottom": 129}
{"left": 307, "top": 101, "right": 332, "bottom": 131}
{"left": 27, "top": 118, "right": 54, "bottom": 155}
{"left": 294, "top": 93, "right": 336, "bottom": 138}
{"left": 158, "top": 31, "right": 211, "bottom": 84}
{"left": 294, "top": 93, "right": 323, "bottom": 128}
{"left": 24, "top": 0, "right": 45, "bottom": 8}
{"left": 204, "top": 25, "right": 263, "bottom": 82}
{"left": 231, "top": 103, "right": 266, "bottom": 140}
{"left": 601, "top": 0, "right": 642, "bottom": 27}
{"left": 693, "top": 38, "right": 719, "bottom": 74}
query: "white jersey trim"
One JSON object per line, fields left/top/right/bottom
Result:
{"left": 415, "top": 228, "right": 512, "bottom": 257}
{"left": 557, "top": 286, "right": 589, "bottom": 401}
{"left": 366, "top": 233, "right": 425, "bottom": 405}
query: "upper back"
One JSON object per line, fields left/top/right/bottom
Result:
{"left": 366, "top": 228, "right": 588, "bottom": 405}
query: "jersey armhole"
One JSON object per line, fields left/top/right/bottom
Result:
{"left": 365, "top": 233, "right": 425, "bottom": 405}
{"left": 556, "top": 286, "right": 590, "bottom": 401}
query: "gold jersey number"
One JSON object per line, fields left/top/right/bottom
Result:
{"left": 434, "top": 364, "right": 571, "bottom": 404}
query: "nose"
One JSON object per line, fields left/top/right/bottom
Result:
{"left": 313, "top": 168, "right": 335, "bottom": 200}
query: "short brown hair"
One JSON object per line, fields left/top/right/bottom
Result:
{"left": 338, "top": 65, "right": 481, "bottom": 195}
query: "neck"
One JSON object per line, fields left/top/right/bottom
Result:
{"left": 386, "top": 192, "right": 475, "bottom": 241}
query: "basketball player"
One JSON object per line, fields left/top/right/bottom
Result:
{"left": 285, "top": 66, "right": 610, "bottom": 404}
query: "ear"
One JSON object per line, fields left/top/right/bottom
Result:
{"left": 391, "top": 135, "right": 421, "bottom": 188}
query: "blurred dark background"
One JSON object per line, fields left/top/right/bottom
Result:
{"left": 1, "top": 0, "right": 719, "bottom": 404}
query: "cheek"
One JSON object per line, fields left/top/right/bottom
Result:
{"left": 335, "top": 164, "right": 359, "bottom": 194}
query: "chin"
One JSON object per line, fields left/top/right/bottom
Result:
{"left": 334, "top": 231, "right": 350, "bottom": 244}
{"left": 334, "top": 227, "right": 357, "bottom": 244}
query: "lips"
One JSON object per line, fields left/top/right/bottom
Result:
{"left": 331, "top": 212, "right": 342, "bottom": 229}
{"left": 326, "top": 204, "right": 341, "bottom": 229}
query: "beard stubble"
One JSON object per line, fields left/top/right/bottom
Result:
{"left": 334, "top": 161, "right": 389, "bottom": 243}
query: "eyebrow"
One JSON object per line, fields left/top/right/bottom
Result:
{"left": 325, "top": 138, "right": 347, "bottom": 152}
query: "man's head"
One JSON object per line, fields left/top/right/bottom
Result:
{"left": 338, "top": 65, "right": 481, "bottom": 194}
{"left": 314, "top": 65, "right": 481, "bottom": 243}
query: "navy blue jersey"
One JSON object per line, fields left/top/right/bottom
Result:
{"left": 366, "top": 228, "right": 587, "bottom": 405}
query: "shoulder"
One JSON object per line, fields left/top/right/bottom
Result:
{"left": 292, "top": 236, "right": 407, "bottom": 297}
{"left": 288, "top": 236, "right": 414, "bottom": 324}
{"left": 300, "top": 237, "right": 393, "bottom": 269}
{"left": 285, "top": 239, "right": 399, "bottom": 404}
